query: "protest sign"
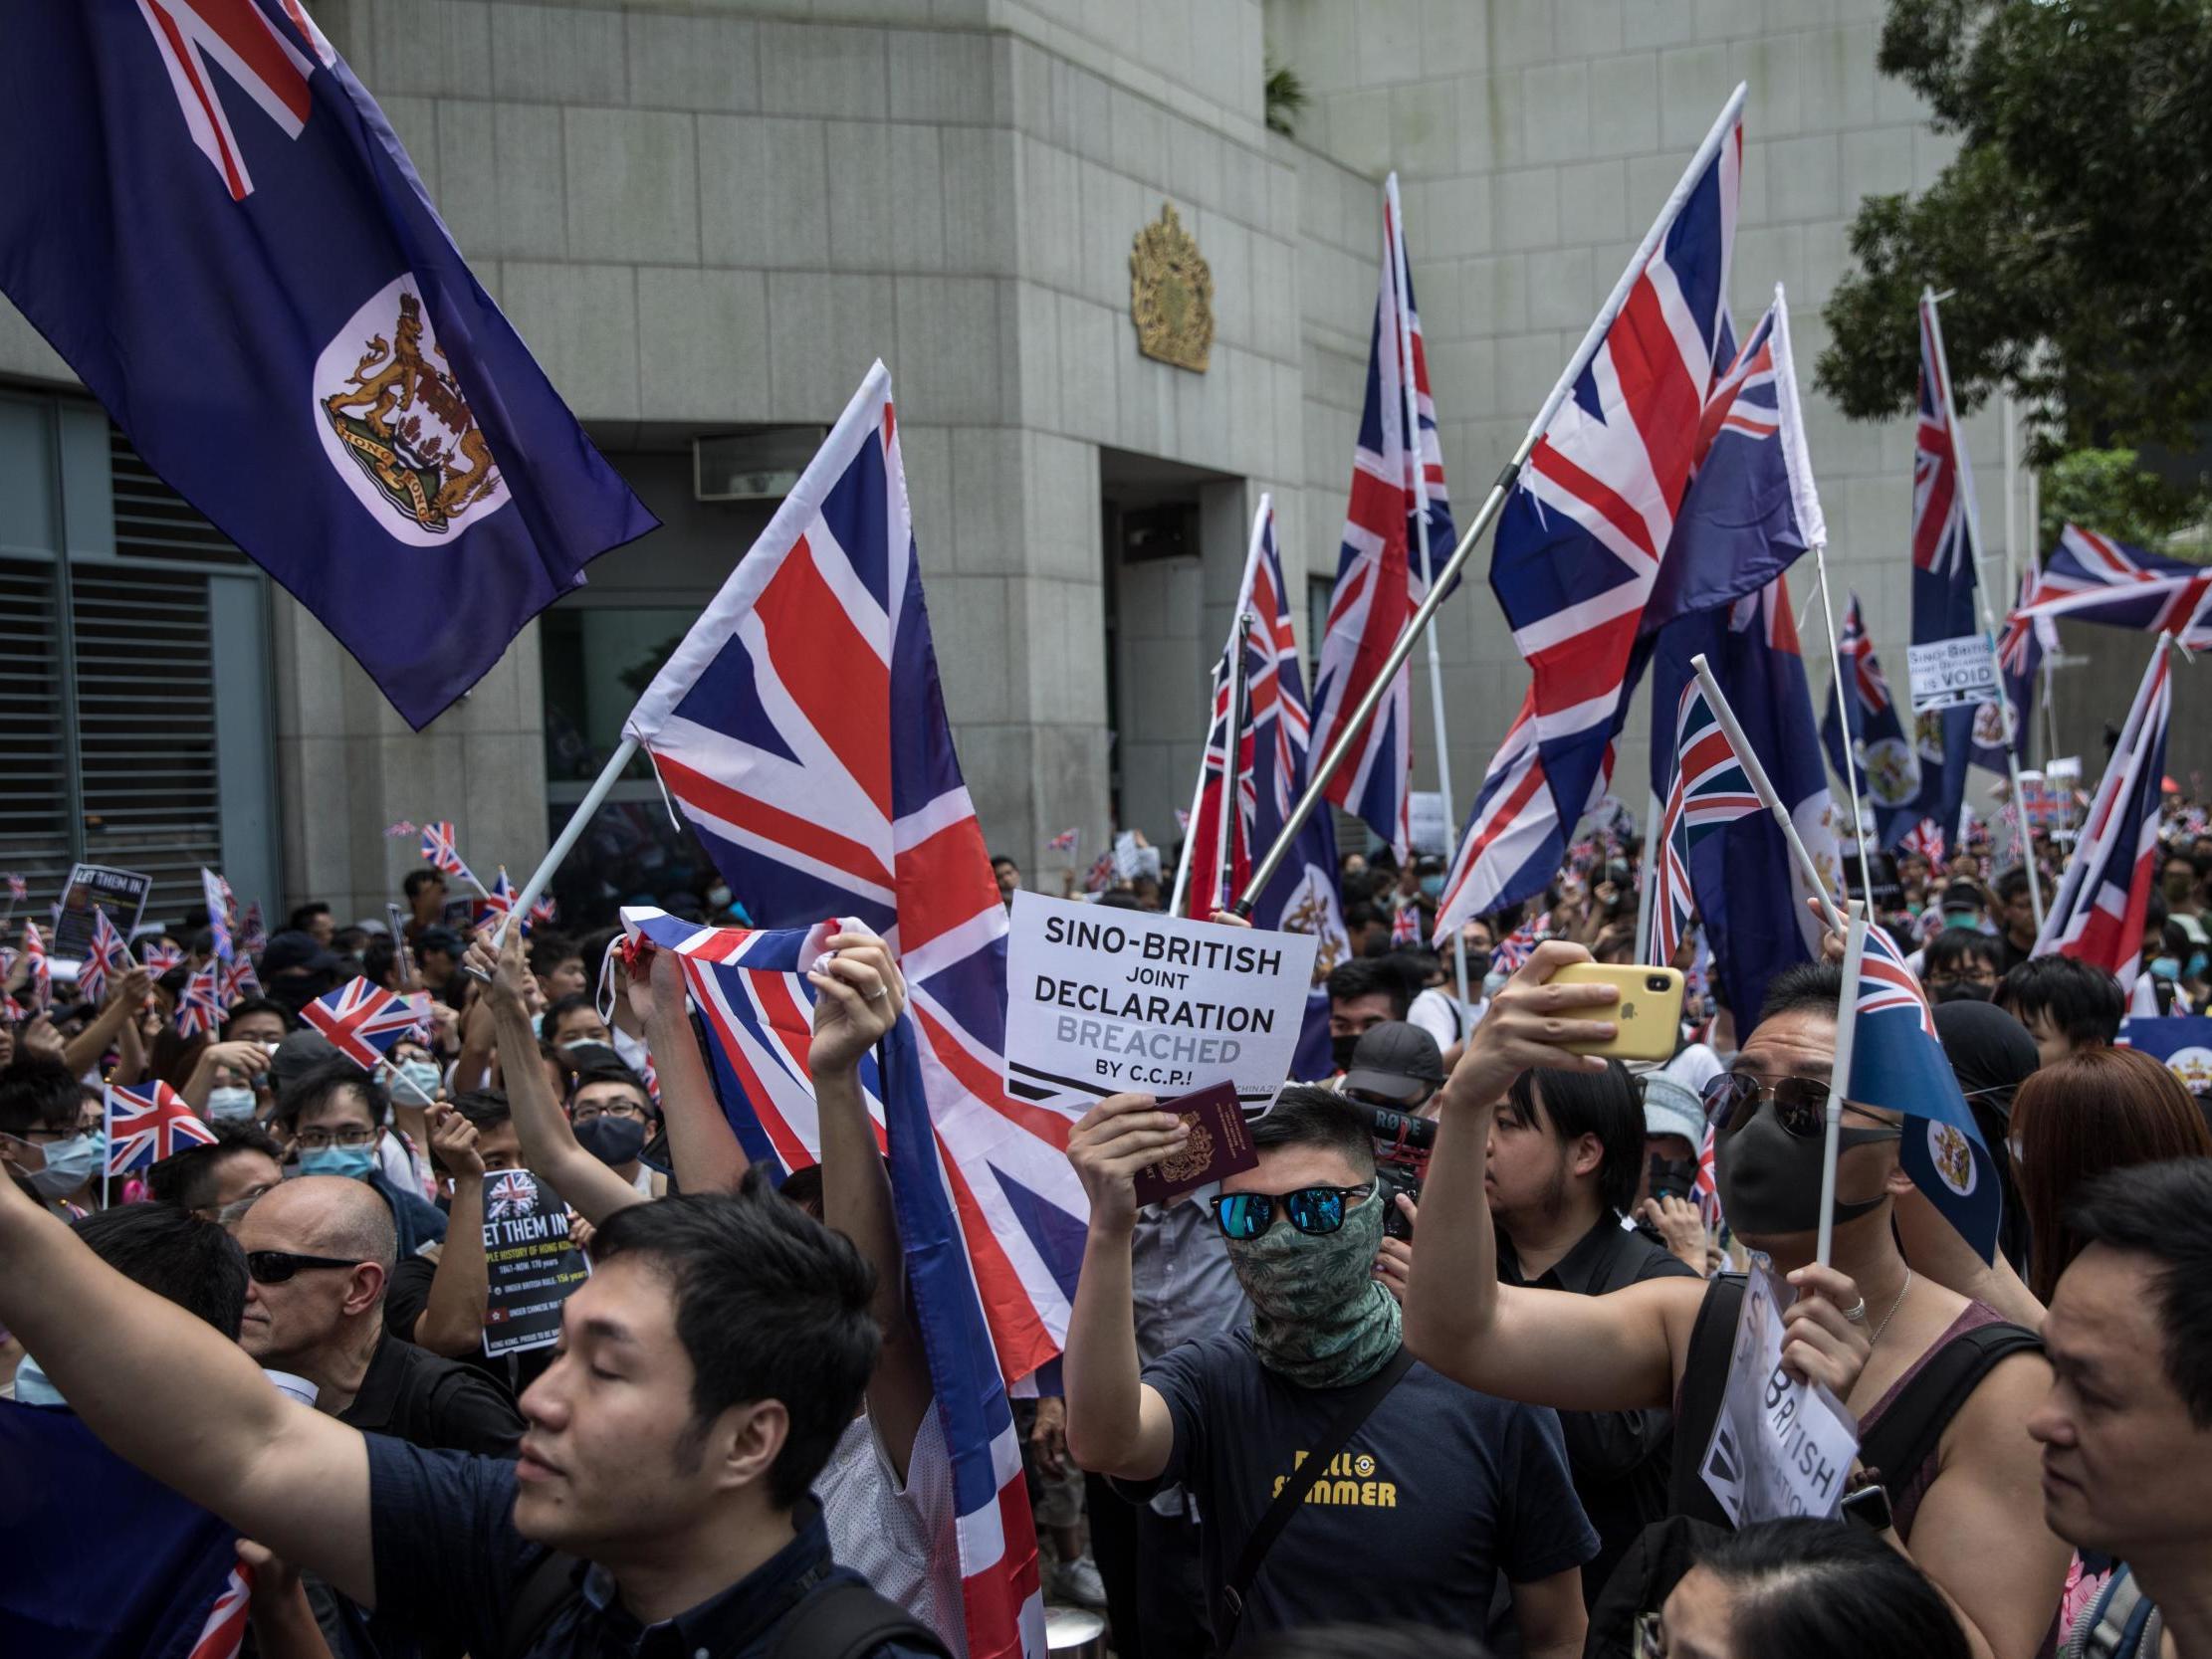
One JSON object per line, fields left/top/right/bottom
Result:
{"left": 1003, "top": 892, "right": 1317, "bottom": 1112}
{"left": 481, "top": 1170, "right": 589, "bottom": 1358}
{"left": 1409, "top": 791, "right": 1448, "bottom": 857}
{"left": 48, "top": 864, "right": 152, "bottom": 967}
{"left": 2120, "top": 1015, "right": 2212, "bottom": 1096}
{"left": 1907, "top": 636, "right": 1999, "bottom": 713}
{"left": 1698, "top": 1264, "right": 1860, "bottom": 1527}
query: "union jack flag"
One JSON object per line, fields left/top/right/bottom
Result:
{"left": 1900, "top": 819, "right": 1947, "bottom": 866}
{"left": 186, "top": 1560, "right": 254, "bottom": 1659}
{"left": 1693, "top": 1122, "right": 1722, "bottom": 1233}
{"left": 383, "top": 820, "right": 419, "bottom": 838}
{"left": 1849, "top": 921, "right": 2002, "bottom": 1261}
{"left": 1046, "top": 827, "right": 1079, "bottom": 856}
{"left": 140, "top": 938, "right": 185, "bottom": 974}
{"left": 1822, "top": 591, "right": 1921, "bottom": 810}
{"left": 1489, "top": 915, "right": 1547, "bottom": 976}
{"left": 201, "top": 868, "right": 236, "bottom": 962}
{"left": 1651, "top": 681, "right": 1761, "bottom": 968}
{"left": 5, "top": 874, "right": 24, "bottom": 902}
{"left": 2010, "top": 523, "right": 2212, "bottom": 647}
{"left": 1391, "top": 905, "right": 1421, "bottom": 946}
{"left": 2037, "top": 637, "right": 2173, "bottom": 1008}
{"left": 220, "top": 954, "right": 262, "bottom": 1005}
{"left": 78, "top": 908, "right": 132, "bottom": 1005}
{"left": 619, "top": 362, "right": 1083, "bottom": 1398}
{"left": 1174, "top": 807, "right": 1191, "bottom": 833}
{"left": 418, "top": 822, "right": 481, "bottom": 892}
{"left": 1083, "top": 851, "right": 1115, "bottom": 894}
{"left": 105, "top": 1080, "right": 218, "bottom": 1174}
{"left": 474, "top": 868, "right": 538, "bottom": 934}
{"left": 21, "top": 921, "right": 51, "bottom": 1012}
{"left": 303, "top": 976, "right": 422, "bottom": 1069}
{"left": 175, "top": 961, "right": 226, "bottom": 1038}
{"left": 529, "top": 892, "right": 557, "bottom": 929}
{"left": 1309, "top": 173, "right": 1456, "bottom": 857}
{"left": 624, "top": 909, "right": 1044, "bottom": 1659}
{"left": 237, "top": 901, "right": 267, "bottom": 955}
{"left": 1440, "top": 102, "right": 1742, "bottom": 934}
{"left": 486, "top": 1169, "right": 539, "bottom": 1221}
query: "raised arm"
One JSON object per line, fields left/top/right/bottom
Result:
{"left": 1404, "top": 942, "right": 1700, "bottom": 1414}
{"left": 0, "top": 1161, "right": 374, "bottom": 1601}
{"left": 1061, "top": 1092, "right": 1189, "bottom": 1482}
{"left": 409, "top": 1105, "right": 490, "bottom": 1357}
{"left": 631, "top": 947, "right": 749, "bottom": 1196}
{"left": 65, "top": 967, "right": 150, "bottom": 1080}
{"left": 807, "top": 933, "right": 930, "bottom": 1478}
{"left": 465, "top": 932, "right": 641, "bottom": 1225}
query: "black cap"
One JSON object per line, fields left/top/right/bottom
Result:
{"left": 259, "top": 930, "right": 340, "bottom": 978}
{"left": 1341, "top": 1020, "right": 1445, "bottom": 1104}
{"left": 1940, "top": 879, "right": 1985, "bottom": 912}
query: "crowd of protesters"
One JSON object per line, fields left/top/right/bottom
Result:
{"left": 1, "top": 804, "right": 2210, "bottom": 1659}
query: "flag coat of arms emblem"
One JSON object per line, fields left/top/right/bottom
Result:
{"left": 1823, "top": 592, "right": 1922, "bottom": 811}
{"left": 0, "top": 0, "right": 656, "bottom": 728}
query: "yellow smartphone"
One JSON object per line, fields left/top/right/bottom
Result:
{"left": 1550, "top": 963, "right": 1686, "bottom": 1063}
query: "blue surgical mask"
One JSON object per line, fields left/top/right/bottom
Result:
{"left": 2190, "top": 951, "right": 2208, "bottom": 981}
{"left": 2151, "top": 955, "right": 2182, "bottom": 981}
{"left": 1419, "top": 875, "right": 1443, "bottom": 900}
{"left": 294, "top": 1145, "right": 376, "bottom": 1182}
{"left": 207, "top": 1086, "right": 258, "bottom": 1123}
{"left": 21, "top": 1133, "right": 100, "bottom": 1199}
{"left": 393, "top": 1060, "right": 442, "bottom": 1106}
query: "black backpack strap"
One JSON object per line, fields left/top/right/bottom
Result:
{"left": 500, "top": 1550, "right": 581, "bottom": 1659}
{"left": 1860, "top": 1319, "right": 2042, "bottom": 1531}
{"left": 1664, "top": 1275, "right": 1745, "bottom": 1526}
{"left": 1217, "top": 1346, "right": 1417, "bottom": 1653}
{"left": 770, "top": 1579, "right": 951, "bottom": 1659}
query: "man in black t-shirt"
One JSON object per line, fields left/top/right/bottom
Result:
{"left": 1064, "top": 1086, "right": 1595, "bottom": 1655}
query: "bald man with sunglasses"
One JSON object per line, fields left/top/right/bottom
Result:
{"left": 1404, "top": 942, "right": 2069, "bottom": 1659}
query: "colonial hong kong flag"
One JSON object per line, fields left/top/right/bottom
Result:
{"left": 1309, "top": 172, "right": 1457, "bottom": 857}
{"left": 105, "top": 1081, "right": 217, "bottom": 1175}
{"left": 1848, "top": 923, "right": 2003, "bottom": 1262}
{"left": 0, "top": 0, "right": 655, "bottom": 729}
{"left": 2036, "top": 637, "right": 2174, "bottom": 1009}
{"left": 302, "top": 976, "right": 422, "bottom": 1069}
{"left": 619, "top": 363, "right": 1086, "bottom": 1395}
{"left": 621, "top": 910, "right": 1044, "bottom": 1659}
{"left": 1438, "top": 99, "right": 1742, "bottom": 935}
{"left": 2012, "top": 523, "right": 2212, "bottom": 647}
{"left": 1649, "top": 681, "right": 1761, "bottom": 969}
{"left": 174, "top": 962, "right": 225, "bottom": 1039}
{"left": 1822, "top": 592, "right": 1922, "bottom": 814}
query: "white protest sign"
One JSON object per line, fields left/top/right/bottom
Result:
{"left": 2047, "top": 755, "right": 2082, "bottom": 781}
{"left": 1003, "top": 891, "right": 1318, "bottom": 1113}
{"left": 1409, "top": 791, "right": 1448, "bottom": 857}
{"left": 1698, "top": 1264, "right": 1860, "bottom": 1527}
{"left": 1112, "top": 831, "right": 1144, "bottom": 880}
{"left": 1907, "top": 635, "right": 1998, "bottom": 713}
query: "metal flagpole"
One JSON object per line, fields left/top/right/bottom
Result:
{"left": 468, "top": 735, "right": 640, "bottom": 983}
{"left": 1235, "top": 84, "right": 1751, "bottom": 915}
{"left": 1634, "top": 793, "right": 1662, "bottom": 965}
{"left": 1168, "top": 703, "right": 1213, "bottom": 918}
{"left": 1817, "top": 900, "right": 1870, "bottom": 1269}
{"left": 1212, "top": 613, "right": 1255, "bottom": 917}
{"left": 1923, "top": 291, "right": 2044, "bottom": 933}
{"left": 1810, "top": 544, "right": 1879, "bottom": 904}
{"left": 1690, "top": 653, "right": 1848, "bottom": 936}
{"left": 1386, "top": 173, "right": 1471, "bottom": 1016}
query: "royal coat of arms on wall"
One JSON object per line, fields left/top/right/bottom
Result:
{"left": 1129, "top": 203, "right": 1215, "bottom": 373}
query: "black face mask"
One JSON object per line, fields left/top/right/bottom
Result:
{"left": 572, "top": 1116, "right": 646, "bottom": 1168}
{"left": 1927, "top": 978, "right": 1993, "bottom": 1004}
{"left": 1331, "top": 1033, "right": 1361, "bottom": 1075}
{"left": 269, "top": 970, "right": 336, "bottom": 1014}
{"left": 1715, "top": 1102, "right": 1898, "bottom": 1240}
{"left": 1647, "top": 1155, "right": 1698, "bottom": 1204}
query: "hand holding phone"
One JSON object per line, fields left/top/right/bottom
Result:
{"left": 1549, "top": 964, "right": 1685, "bottom": 1062}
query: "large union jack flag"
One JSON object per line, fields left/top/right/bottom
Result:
{"left": 621, "top": 363, "right": 1084, "bottom": 1402}
{"left": 1439, "top": 103, "right": 1741, "bottom": 933}
{"left": 622, "top": 909, "right": 1043, "bottom": 1659}
{"left": 2009, "top": 523, "right": 2212, "bottom": 646}
{"left": 1848, "top": 921, "right": 2002, "bottom": 1262}
{"left": 1650, "top": 680, "right": 1760, "bottom": 968}
{"left": 2036, "top": 637, "right": 2173, "bottom": 1009}
{"left": 106, "top": 1080, "right": 218, "bottom": 1175}
{"left": 1308, "top": 173, "right": 1456, "bottom": 857}
{"left": 302, "top": 975, "right": 420, "bottom": 1069}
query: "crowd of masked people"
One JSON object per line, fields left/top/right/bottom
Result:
{"left": 2, "top": 826, "right": 2211, "bottom": 1659}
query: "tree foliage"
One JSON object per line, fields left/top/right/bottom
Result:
{"left": 2039, "top": 448, "right": 2208, "bottom": 557}
{"left": 1817, "top": 0, "right": 2212, "bottom": 499}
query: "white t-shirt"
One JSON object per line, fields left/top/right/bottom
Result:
{"left": 814, "top": 1403, "right": 968, "bottom": 1657}
{"left": 1408, "top": 986, "right": 1484, "bottom": 1051}
{"left": 1659, "top": 1041, "right": 1725, "bottom": 1096}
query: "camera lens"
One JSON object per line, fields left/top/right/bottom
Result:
{"left": 1647, "top": 974, "right": 1669, "bottom": 992}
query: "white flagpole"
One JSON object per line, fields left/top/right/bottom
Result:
{"left": 1387, "top": 173, "right": 1472, "bottom": 1014}
{"left": 1634, "top": 792, "right": 1662, "bottom": 965}
{"left": 1811, "top": 548, "right": 1879, "bottom": 905}
{"left": 1923, "top": 290, "right": 2044, "bottom": 933}
{"left": 1690, "top": 653, "right": 1848, "bottom": 936}
{"left": 467, "top": 736, "right": 640, "bottom": 983}
{"left": 1236, "top": 85, "right": 1750, "bottom": 914}
{"left": 1168, "top": 666, "right": 1219, "bottom": 918}
{"left": 1818, "top": 900, "right": 1870, "bottom": 1269}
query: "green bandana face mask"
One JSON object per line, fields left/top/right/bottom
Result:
{"left": 1223, "top": 1190, "right": 1402, "bottom": 1388}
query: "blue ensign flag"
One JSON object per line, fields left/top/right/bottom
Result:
{"left": 0, "top": 0, "right": 657, "bottom": 728}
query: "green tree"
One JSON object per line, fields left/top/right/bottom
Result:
{"left": 2038, "top": 448, "right": 2208, "bottom": 557}
{"left": 1817, "top": 0, "right": 2212, "bottom": 512}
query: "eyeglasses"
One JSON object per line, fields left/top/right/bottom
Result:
{"left": 1700, "top": 1072, "right": 1899, "bottom": 1141}
{"left": 245, "top": 1250, "right": 359, "bottom": 1285}
{"left": 1211, "top": 1185, "right": 1372, "bottom": 1241}
{"left": 570, "top": 1100, "right": 647, "bottom": 1125}
{"left": 291, "top": 1127, "right": 377, "bottom": 1149}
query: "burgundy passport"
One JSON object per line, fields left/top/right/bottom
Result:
{"left": 1131, "top": 1081, "right": 1259, "bottom": 1206}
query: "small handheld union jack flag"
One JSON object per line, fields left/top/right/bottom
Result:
{"left": 221, "top": 954, "right": 263, "bottom": 1005}
{"left": 1489, "top": 916, "right": 1547, "bottom": 976}
{"left": 1047, "top": 827, "right": 1080, "bottom": 856}
{"left": 78, "top": 907, "right": 132, "bottom": 1005}
{"left": 238, "top": 901, "right": 268, "bottom": 954}
{"left": 528, "top": 892, "right": 557, "bottom": 929}
{"left": 140, "top": 938, "right": 184, "bottom": 974}
{"left": 303, "top": 976, "right": 424, "bottom": 1069}
{"left": 21, "top": 921, "right": 51, "bottom": 1012}
{"left": 1391, "top": 905, "right": 1421, "bottom": 946}
{"left": 419, "top": 822, "right": 483, "bottom": 892}
{"left": 475, "top": 867, "right": 518, "bottom": 929}
{"left": 201, "top": 868, "right": 237, "bottom": 962}
{"left": 1083, "top": 850, "right": 1116, "bottom": 894}
{"left": 5, "top": 874, "right": 24, "bottom": 903}
{"left": 106, "top": 1080, "right": 217, "bottom": 1175}
{"left": 1899, "top": 819, "right": 1947, "bottom": 866}
{"left": 384, "top": 820, "right": 419, "bottom": 838}
{"left": 175, "top": 962, "right": 226, "bottom": 1039}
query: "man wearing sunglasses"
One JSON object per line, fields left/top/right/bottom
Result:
{"left": 1063, "top": 1085, "right": 1596, "bottom": 1657}
{"left": 1404, "top": 941, "right": 2070, "bottom": 1659}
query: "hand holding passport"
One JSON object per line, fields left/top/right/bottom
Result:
{"left": 1130, "top": 1081, "right": 1259, "bottom": 1206}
